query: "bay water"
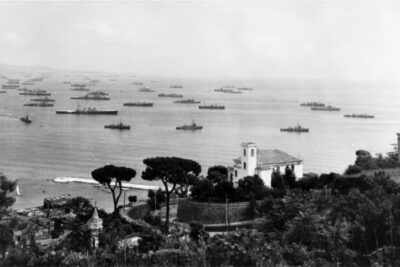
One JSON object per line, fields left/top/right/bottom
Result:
{"left": 1, "top": 75, "right": 399, "bottom": 211}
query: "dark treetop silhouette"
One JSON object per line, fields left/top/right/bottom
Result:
{"left": 142, "top": 157, "right": 201, "bottom": 233}
{"left": 91, "top": 165, "right": 136, "bottom": 213}
{"left": 0, "top": 174, "right": 16, "bottom": 218}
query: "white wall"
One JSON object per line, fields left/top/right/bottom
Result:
{"left": 258, "top": 169, "right": 273, "bottom": 187}
{"left": 294, "top": 164, "right": 303, "bottom": 179}
{"left": 256, "top": 162, "right": 303, "bottom": 188}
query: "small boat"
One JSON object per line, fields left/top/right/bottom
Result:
{"left": 199, "top": 104, "right": 225, "bottom": 109}
{"left": 71, "top": 87, "right": 90, "bottom": 91}
{"left": 16, "top": 185, "right": 21, "bottom": 196}
{"left": 71, "top": 83, "right": 86, "bottom": 87}
{"left": 123, "top": 102, "right": 154, "bottom": 107}
{"left": 71, "top": 93, "right": 110, "bottom": 100}
{"left": 30, "top": 97, "right": 55, "bottom": 102}
{"left": 19, "top": 90, "right": 51, "bottom": 96}
{"left": 20, "top": 114, "right": 32, "bottom": 124}
{"left": 174, "top": 99, "right": 200, "bottom": 104}
{"left": 158, "top": 93, "right": 183, "bottom": 98}
{"left": 214, "top": 88, "right": 242, "bottom": 94}
{"left": 87, "top": 91, "right": 109, "bottom": 96}
{"left": 311, "top": 105, "right": 340, "bottom": 111}
{"left": 170, "top": 85, "right": 183, "bottom": 88}
{"left": 300, "top": 102, "right": 325, "bottom": 107}
{"left": 104, "top": 121, "right": 131, "bottom": 130}
{"left": 344, "top": 114, "right": 374, "bottom": 119}
{"left": 24, "top": 102, "right": 54, "bottom": 107}
{"left": 237, "top": 87, "right": 253, "bottom": 91}
{"left": 1, "top": 85, "right": 19, "bottom": 89}
{"left": 280, "top": 124, "right": 309, "bottom": 133}
{"left": 176, "top": 120, "right": 203, "bottom": 130}
{"left": 139, "top": 87, "right": 155, "bottom": 92}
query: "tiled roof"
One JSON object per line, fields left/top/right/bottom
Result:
{"left": 258, "top": 149, "right": 301, "bottom": 165}
{"left": 87, "top": 208, "right": 102, "bottom": 226}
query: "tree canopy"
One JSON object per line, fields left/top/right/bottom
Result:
{"left": 142, "top": 157, "right": 201, "bottom": 233}
{"left": 0, "top": 174, "right": 16, "bottom": 218}
{"left": 207, "top": 165, "right": 228, "bottom": 185}
{"left": 91, "top": 165, "right": 136, "bottom": 213}
{"left": 64, "top": 196, "right": 94, "bottom": 222}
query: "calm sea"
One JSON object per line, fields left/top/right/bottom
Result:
{"left": 1, "top": 74, "right": 399, "bottom": 211}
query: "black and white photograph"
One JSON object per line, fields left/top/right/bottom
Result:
{"left": 0, "top": 1, "right": 400, "bottom": 266}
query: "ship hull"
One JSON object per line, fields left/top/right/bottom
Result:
{"left": 70, "top": 97, "right": 110, "bottom": 100}
{"left": 344, "top": 115, "right": 374, "bottom": 118}
{"left": 123, "top": 103, "right": 153, "bottom": 107}
{"left": 31, "top": 99, "right": 55, "bottom": 102}
{"left": 158, "top": 94, "right": 183, "bottom": 98}
{"left": 24, "top": 104, "right": 54, "bottom": 107}
{"left": 176, "top": 127, "right": 203, "bottom": 130}
{"left": 199, "top": 106, "right": 225, "bottom": 109}
{"left": 20, "top": 93, "right": 51, "bottom": 96}
{"left": 280, "top": 129, "right": 309, "bottom": 132}
{"left": 56, "top": 110, "right": 118, "bottom": 115}
{"left": 311, "top": 107, "right": 340, "bottom": 111}
{"left": 104, "top": 125, "right": 130, "bottom": 130}
{"left": 20, "top": 117, "right": 31, "bottom": 123}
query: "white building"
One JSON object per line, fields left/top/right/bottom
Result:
{"left": 228, "top": 142, "right": 303, "bottom": 187}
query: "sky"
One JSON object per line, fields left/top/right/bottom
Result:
{"left": 0, "top": 1, "right": 400, "bottom": 80}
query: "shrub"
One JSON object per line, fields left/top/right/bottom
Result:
{"left": 271, "top": 171, "right": 284, "bottom": 189}
{"left": 128, "top": 195, "right": 137, "bottom": 203}
{"left": 345, "top": 165, "right": 362, "bottom": 175}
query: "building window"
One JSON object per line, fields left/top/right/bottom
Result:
{"left": 243, "top": 162, "right": 246, "bottom": 170}
{"left": 243, "top": 149, "right": 246, "bottom": 156}
{"left": 235, "top": 170, "right": 238, "bottom": 177}
{"left": 251, "top": 149, "right": 254, "bottom": 157}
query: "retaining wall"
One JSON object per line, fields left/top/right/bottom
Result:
{"left": 177, "top": 199, "right": 254, "bottom": 224}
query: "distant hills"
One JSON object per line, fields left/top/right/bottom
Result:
{"left": 0, "top": 62, "right": 118, "bottom": 75}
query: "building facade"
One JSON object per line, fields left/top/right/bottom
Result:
{"left": 228, "top": 142, "right": 303, "bottom": 187}
{"left": 87, "top": 208, "right": 103, "bottom": 249}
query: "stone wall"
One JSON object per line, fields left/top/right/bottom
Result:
{"left": 177, "top": 199, "right": 254, "bottom": 224}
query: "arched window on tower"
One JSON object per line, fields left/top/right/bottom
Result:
{"left": 243, "top": 162, "right": 247, "bottom": 170}
{"left": 251, "top": 149, "right": 254, "bottom": 157}
{"left": 243, "top": 149, "right": 246, "bottom": 156}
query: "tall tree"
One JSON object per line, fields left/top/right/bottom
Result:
{"left": 142, "top": 157, "right": 201, "bottom": 233}
{"left": 207, "top": 165, "right": 228, "bottom": 185}
{"left": 91, "top": 165, "right": 136, "bottom": 213}
{"left": 0, "top": 174, "right": 16, "bottom": 218}
{"left": 237, "top": 175, "right": 269, "bottom": 201}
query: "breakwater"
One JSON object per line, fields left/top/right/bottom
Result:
{"left": 54, "top": 177, "right": 160, "bottom": 191}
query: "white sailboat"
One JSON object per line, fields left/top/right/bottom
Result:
{"left": 16, "top": 185, "right": 21, "bottom": 196}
